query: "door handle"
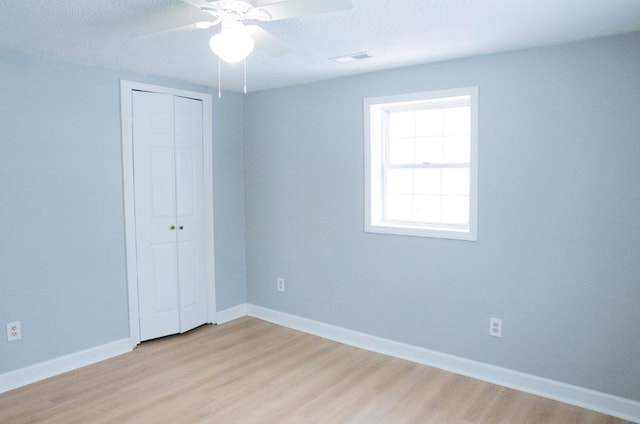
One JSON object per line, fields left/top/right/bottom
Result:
{"left": 179, "top": 225, "right": 184, "bottom": 230}
{"left": 170, "top": 225, "right": 176, "bottom": 230}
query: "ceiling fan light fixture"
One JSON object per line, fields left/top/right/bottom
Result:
{"left": 209, "top": 24, "right": 255, "bottom": 63}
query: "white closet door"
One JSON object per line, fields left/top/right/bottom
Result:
{"left": 174, "top": 96, "right": 208, "bottom": 333}
{"left": 132, "top": 92, "right": 208, "bottom": 341}
{"left": 132, "top": 91, "right": 180, "bottom": 341}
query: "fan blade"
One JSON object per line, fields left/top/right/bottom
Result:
{"left": 180, "top": 0, "right": 210, "bottom": 9}
{"left": 254, "top": 0, "right": 352, "bottom": 21}
{"left": 135, "top": 21, "right": 218, "bottom": 38}
{"left": 246, "top": 25, "right": 292, "bottom": 56}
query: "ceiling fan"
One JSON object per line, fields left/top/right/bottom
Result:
{"left": 160, "top": 0, "right": 353, "bottom": 64}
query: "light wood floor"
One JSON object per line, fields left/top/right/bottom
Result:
{"left": 0, "top": 317, "right": 628, "bottom": 423}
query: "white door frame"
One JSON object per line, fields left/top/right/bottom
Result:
{"left": 120, "top": 80, "right": 217, "bottom": 347}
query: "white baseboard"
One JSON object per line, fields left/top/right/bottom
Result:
{"left": 246, "top": 304, "right": 640, "bottom": 423}
{"left": 0, "top": 339, "right": 131, "bottom": 394}
{"left": 216, "top": 303, "right": 248, "bottom": 324}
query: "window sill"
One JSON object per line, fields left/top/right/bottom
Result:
{"left": 365, "top": 223, "right": 477, "bottom": 241}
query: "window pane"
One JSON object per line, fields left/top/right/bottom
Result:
{"left": 389, "top": 137, "right": 415, "bottom": 164}
{"left": 414, "top": 168, "right": 441, "bottom": 195}
{"left": 414, "top": 195, "right": 441, "bottom": 222}
{"left": 386, "top": 194, "right": 412, "bottom": 221}
{"left": 442, "top": 195, "right": 469, "bottom": 224}
{"left": 443, "top": 136, "right": 470, "bottom": 163}
{"left": 416, "top": 109, "right": 443, "bottom": 136}
{"left": 442, "top": 168, "right": 470, "bottom": 195}
{"left": 415, "top": 137, "right": 443, "bottom": 164}
{"left": 444, "top": 106, "right": 470, "bottom": 135}
{"left": 386, "top": 168, "right": 413, "bottom": 194}
{"left": 389, "top": 111, "right": 415, "bottom": 138}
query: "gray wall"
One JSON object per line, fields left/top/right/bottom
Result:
{"left": 0, "top": 50, "right": 246, "bottom": 373}
{"left": 213, "top": 91, "right": 247, "bottom": 309}
{"left": 243, "top": 32, "right": 640, "bottom": 401}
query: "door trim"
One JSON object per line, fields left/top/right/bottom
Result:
{"left": 120, "top": 80, "right": 216, "bottom": 347}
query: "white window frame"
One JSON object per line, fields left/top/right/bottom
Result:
{"left": 364, "top": 86, "right": 478, "bottom": 241}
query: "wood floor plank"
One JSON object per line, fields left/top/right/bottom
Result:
{"left": 0, "top": 317, "right": 629, "bottom": 423}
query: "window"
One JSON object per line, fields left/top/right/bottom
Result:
{"left": 364, "top": 87, "right": 478, "bottom": 240}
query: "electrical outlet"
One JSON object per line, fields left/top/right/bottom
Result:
{"left": 277, "top": 277, "right": 285, "bottom": 292}
{"left": 489, "top": 317, "right": 502, "bottom": 337}
{"left": 7, "top": 321, "right": 21, "bottom": 342}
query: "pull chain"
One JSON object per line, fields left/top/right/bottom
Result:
{"left": 243, "top": 58, "right": 248, "bottom": 94}
{"left": 218, "top": 56, "right": 222, "bottom": 99}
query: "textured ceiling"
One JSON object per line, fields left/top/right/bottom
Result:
{"left": 1, "top": 0, "right": 639, "bottom": 92}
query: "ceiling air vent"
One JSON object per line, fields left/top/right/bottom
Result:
{"left": 330, "top": 51, "right": 372, "bottom": 63}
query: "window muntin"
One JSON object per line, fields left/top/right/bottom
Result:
{"left": 365, "top": 88, "right": 478, "bottom": 240}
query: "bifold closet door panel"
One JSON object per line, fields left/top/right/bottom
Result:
{"left": 132, "top": 91, "right": 180, "bottom": 341}
{"left": 174, "top": 96, "right": 208, "bottom": 333}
